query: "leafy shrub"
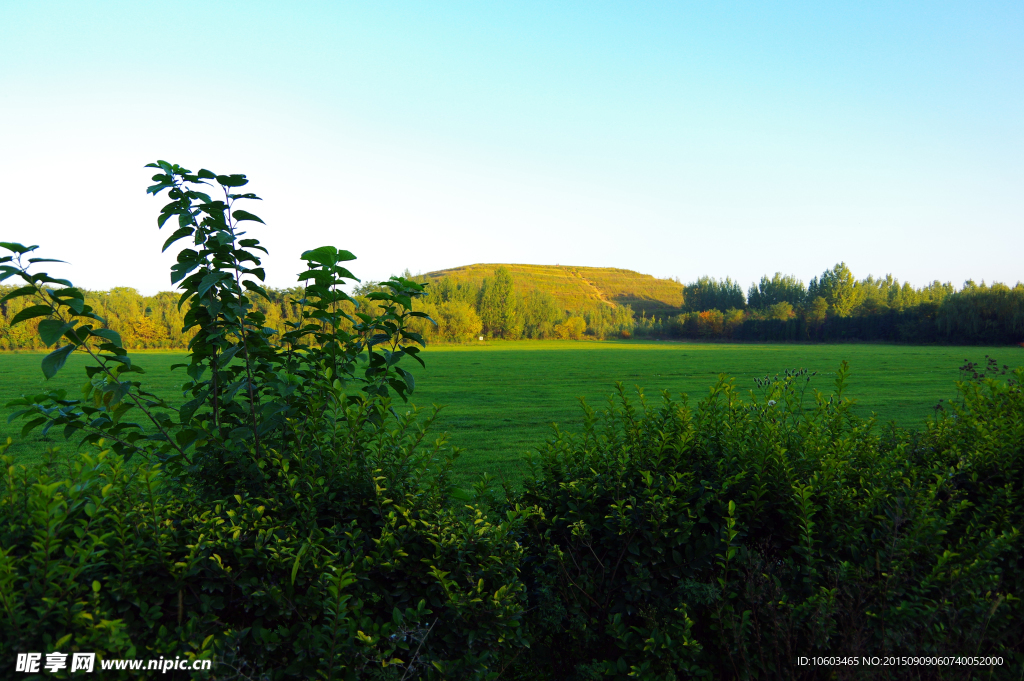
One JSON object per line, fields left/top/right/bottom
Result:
{"left": 515, "top": 365, "right": 1023, "bottom": 679}
{"left": 696, "top": 309, "right": 724, "bottom": 338}
{"left": 436, "top": 301, "right": 484, "bottom": 343}
{"left": 0, "top": 409, "right": 531, "bottom": 679}
{"left": 554, "top": 316, "right": 587, "bottom": 341}
{"left": 0, "top": 162, "right": 529, "bottom": 679}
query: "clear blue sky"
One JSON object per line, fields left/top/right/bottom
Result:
{"left": 2, "top": 1, "right": 1021, "bottom": 294}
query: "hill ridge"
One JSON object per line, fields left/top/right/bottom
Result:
{"left": 420, "top": 263, "right": 684, "bottom": 317}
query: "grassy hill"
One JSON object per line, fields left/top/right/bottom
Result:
{"left": 421, "top": 263, "right": 685, "bottom": 317}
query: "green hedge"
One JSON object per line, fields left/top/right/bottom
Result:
{"left": 515, "top": 364, "right": 1023, "bottom": 678}
{"left": 1, "top": 401, "right": 530, "bottom": 679}
{"left": 3, "top": 365, "right": 1022, "bottom": 679}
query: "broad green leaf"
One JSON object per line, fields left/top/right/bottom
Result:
{"left": 170, "top": 262, "right": 200, "bottom": 285}
{"left": 0, "top": 285, "right": 38, "bottom": 304}
{"left": 330, "top": 267, "right": 356, "bottom": 281}
{"left": 232, "top": 209, "right": 265, "bottom": 224}
{"left": 102, "top": 354, "right": 132, "bottom": 368}
{"left": 10, "top": 305, "right": 53, "bottom": 325}
{"left": 216, "top": 174, "right": 249, "bottom": 187}
{"left": 46, "top": 286, "right": 83, "bottom": 301}
{"left": 6, "top": 409, "right": 30, "bottom": 423}
{"left": 38, "top": 319, "right": 76, "bottom": 346}
{"left": 157, "top": 210, "right": 177, "bottom": 228}
{"left": 162, "top": 226, "right": 194, "bottom": 252}
{"left": 197, "top": 271, "right": 228, "bottom": 299}
{"left": 217, "top": 344, "right": 243, "bottom": 368}
{"left": 397, "top": 367, "right": 415, "bottom": 393}
{"left": 296, "top": 270, "right": 332, "bottom": 284}
{"left": 300, "top": 246, "right": 356, "bottom": 265}
{"left": 175, "top": 429, "right": 200, "bottom": 450}
{"left": 210, "top": 231, "right": 235, "bottom": 248}
{"left": 291, "top": 543, "right": 309, "bottom": 585}
{"left": 91, "top": 329, "right": 123, "bottom": 347}
{"left": 41, "top": 345, "right": 75, "bottom": 379}
{"left": 21, "top": 417, "right": 47, "bottom": 437}
{"left": 37, "top": 276, "right": 74, "bottom": 288}
{"left": 450, "top": 488, "right": 473, "bottom": 502}
{"left": 0, "top": 242, "right": 37, "bottom": 254}
{"left": 242, "top": 281, "right": 270, "bottom": 299}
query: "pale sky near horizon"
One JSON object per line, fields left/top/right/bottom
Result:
{"left": 1, "top": 1, "right": 1021, "bottom": 295}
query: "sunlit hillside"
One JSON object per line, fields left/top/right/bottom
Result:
{"left": 420, "top": 263, "right": 685, "bottom": 317}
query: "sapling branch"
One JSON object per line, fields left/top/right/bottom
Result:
{"left": 11, "top": 266, "right": 187, "bottom": 463}
{"left": 222, "top": 183, "right": 262, "bottom": 459}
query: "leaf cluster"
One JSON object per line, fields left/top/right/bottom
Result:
{"left": 2, "top": 162, "right": 434, "bottom": 500}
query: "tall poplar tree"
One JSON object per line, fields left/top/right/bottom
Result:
{"left": 480, "top": 266, "right": 518, "bottom": 338}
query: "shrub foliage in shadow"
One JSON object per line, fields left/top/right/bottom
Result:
{"left": 515, "top": 365, "right": 1022, "bottom": 679}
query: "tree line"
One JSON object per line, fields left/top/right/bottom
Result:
{"left": 0, "top": 285, "right": 302, "bottom": 351}
{"left": 2, "top": 262, "right": 1021, "bottom": 349}
{"left": 649, "top": 263, "right": 1024, "bottom": 345}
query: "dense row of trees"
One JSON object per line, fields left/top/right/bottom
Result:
{"left": 654, "top": 262, "right": 1022, "bottom": 345}
{"left": 0, "top": 286, "right": 303, "bottom": 351}
{"left": 2, "top": 262, "right": 1022, "bottom": 348}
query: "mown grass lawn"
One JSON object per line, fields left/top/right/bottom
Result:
{"left": 2, "top": 341, "right": 1019, "bottom": 484}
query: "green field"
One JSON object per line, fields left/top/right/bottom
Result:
{"left": 2, "top": 341, "right": 1020, "bottom": 484}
